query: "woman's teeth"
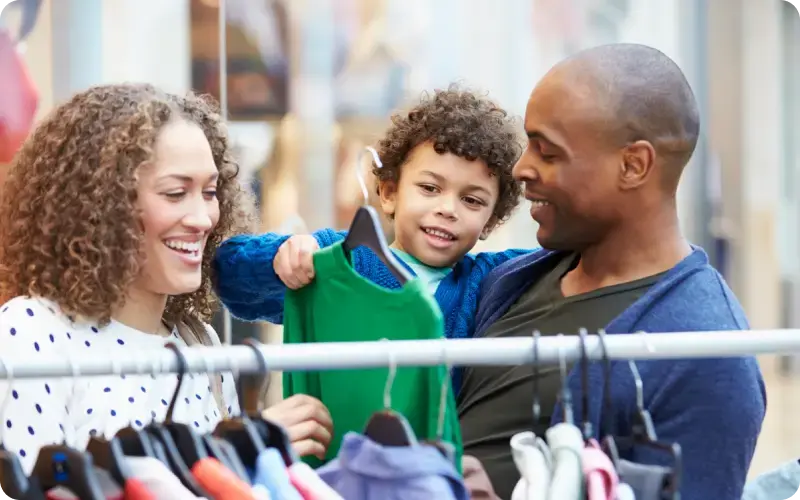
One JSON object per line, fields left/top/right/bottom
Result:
{"left": 164, "top": 240, "right": 201, "bottom": 254}
{"left": 531, "top": 200, "right": 550, "bottom": 208}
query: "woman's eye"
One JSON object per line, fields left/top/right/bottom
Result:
{"left": 164, "top": 192, "right": 185, "bottom": 200}
{"left": 203, "top": 190, "right": 218, "bottom": 200}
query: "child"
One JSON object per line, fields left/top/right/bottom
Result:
{"left": 213, "top": 87, "right": 535, "bottom": 391}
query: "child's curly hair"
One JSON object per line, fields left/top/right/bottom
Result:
{"left": 374, "top": 86, "right": 523, "bottom": 230}
{"left": 0, "top": 83, "right": 254, "bottom": 326}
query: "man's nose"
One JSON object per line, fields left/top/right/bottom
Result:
{"left": 512, "top": 155, "right": 540, "bottom": 183}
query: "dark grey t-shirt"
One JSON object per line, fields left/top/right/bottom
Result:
{"left": 457, "top": 253, "right": 662, "bottom": 500}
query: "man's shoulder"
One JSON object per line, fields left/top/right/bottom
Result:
{"left": 643, "top": 263, "right": 748, "bottom": 331}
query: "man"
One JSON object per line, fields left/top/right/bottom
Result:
{"left": 458, "top": 43, "right": 766, "bottom": 500}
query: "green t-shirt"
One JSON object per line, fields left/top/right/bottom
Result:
{"left": 282, "top": 242, "right": 463, "bottom": 469}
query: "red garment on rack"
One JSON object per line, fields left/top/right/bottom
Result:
{"left": 124, "top": 478, "right": 157, "bottom": 500}
{"left": 192, "top": 457, "right": 257, "bottom": 500}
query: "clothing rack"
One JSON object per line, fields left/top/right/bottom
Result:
{"left": 0, "top": 329, "right": 796, "bottom": 380}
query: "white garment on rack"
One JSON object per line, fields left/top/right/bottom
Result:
{"left": 0, "top": 296, "right": 241, "bottom": 474}
{"left": 127, "top": 456, "right": 203, "bottom": 499}
{"left": 545, "top": 423, "right": 583, "bottom": 500}
{"left": 510, "top": 431, "right": 552, "bottom": 500}
{"left": 616, "top": 483, "right": 636, "bottom": 500}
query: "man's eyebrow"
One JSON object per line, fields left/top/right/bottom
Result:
{"left": 526, "top": 130, "right": 566, "bottom": 151}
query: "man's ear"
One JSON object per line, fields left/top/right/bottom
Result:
{"left": 378, "top": 180, "right": 398, "bottom": 219}
{"left": 619, "top": 140, "right": 656, "bottom": 190}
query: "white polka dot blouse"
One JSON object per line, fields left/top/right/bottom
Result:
{"left": 0, "top": 296, "right": 241, "bottom": 473}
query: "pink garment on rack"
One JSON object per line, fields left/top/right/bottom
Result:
{"left": 583, "top": 439, "right": 618, "bottom": 500}
{"left": 288, "top": 462, "right": 342, "bottom": 500}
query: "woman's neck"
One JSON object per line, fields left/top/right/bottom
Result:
{"left": 113, "top": 287, "right": 170, "bottom": 336}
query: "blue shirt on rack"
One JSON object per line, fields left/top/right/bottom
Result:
{"left": 212, "top": 229, "right": 531, "bottom": 392}
{"left": 468, "top": 246, "right": 767, "bottom": 500}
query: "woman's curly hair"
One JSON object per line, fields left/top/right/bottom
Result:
{"left": 0, "top": 83, "right": 254, "bottom": 327}
{"left": 374, "top": 86, "right": 524, "bottom": 230}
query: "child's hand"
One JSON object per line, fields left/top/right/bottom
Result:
{"left": 274, "top": 235, "right": 319, "bottom": 289}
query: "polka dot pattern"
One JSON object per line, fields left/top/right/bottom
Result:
{"left": 0, "top": 296, "right": 241, "bottom": 474}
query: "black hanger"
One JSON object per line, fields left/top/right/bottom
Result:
{"left": 241, "top": 339, "right": 298, "bottom": 465}
{"left": 343, "top": 206, "right": 412, "bottom": 284}
{"left": 363, "top": 341, "right": 417, "bottom": 447}
{"left": 578, "top": 328, "right": 593, "bottom": 441}
{"left": 85, "top": 434, "right": 132, "bottom": 486}
{"left": 0, "top": 448, "right": 45, "bottom": 500}
{"left": 32, "top": 445, "right": 105, "bottom": 500}
{"left": 144, "top": 343, "right": 210, "bottom": 497}
{"left": 555, "top": 334, "right": 574, "bottom": 425}
{"left": 617, "top": 355, "right": 683, "bottom": 498}
{"left": 204, "top": 436, "right": 250, "bottom": 482}
{"left": 596, "top": 329, "right": 622, "bottom": 469}
{"left": 211, "top": 341, "right": 266, "bottom": 469}
{"left": 343, "top": 146, "right": 412, "bottom": 285}
{"left": 212, "top": 412, "right": 266, "bottom": 470}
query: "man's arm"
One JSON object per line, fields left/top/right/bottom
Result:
{"left": 212, "top": 229, "right": 346, "bottom": 322}
{"left": 639, "top": 356, "right": 766, "bottom": 500}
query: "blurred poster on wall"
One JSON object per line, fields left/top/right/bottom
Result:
{"left": 190, "top": 0, "right": 289, "bottom": 119}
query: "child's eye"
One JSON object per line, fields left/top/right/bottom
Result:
{"left": 419, "top": 184, "right": 439, "bottom": 193}
{"left": 463, "top": 196, "right": 486, "bottom": 207}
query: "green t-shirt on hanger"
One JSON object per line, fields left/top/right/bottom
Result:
{"left": 282, "top": 241, "right": 463, "bottom": 470}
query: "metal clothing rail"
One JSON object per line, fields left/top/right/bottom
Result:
{"left": 0, "top": 330, "right": 797, "bottom": 380}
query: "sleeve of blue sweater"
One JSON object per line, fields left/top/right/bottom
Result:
{"left": 212, "top": 229, "right": 346, "bottom": 323}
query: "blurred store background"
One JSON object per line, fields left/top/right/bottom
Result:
{"left": 1, "top": 0, "right": 798, "bottom": 479}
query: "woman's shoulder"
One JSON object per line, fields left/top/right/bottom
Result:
{"left": 0, "top": 296, "right": 71, "bottom": 326}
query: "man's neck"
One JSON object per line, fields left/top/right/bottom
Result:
{"left": 562, "top": 209, "right": 691, "bottom": 296}
{"left": 113, "top": 286, "right": 170, "bottom": 336}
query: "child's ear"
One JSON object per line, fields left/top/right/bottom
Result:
{"left": 479, "top": 217, "right": 497, "bottom": 240}
{"left": 378, "top": 180, "right": 398, "bottom": 219}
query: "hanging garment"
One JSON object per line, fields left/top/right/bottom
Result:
{"left": 282, "top": 242, "right": 462, "bottom": 466}
{"left": 252, "top": 448, "right": 303, "bottom": 500}
{"left": 192, "top": 457, "right": 258, "bottom": 500}
{"left": 616, "top": 483, "right": 636, "bottom": 500}
{"left": 545, "top": 423, "right": 583, "bottom": 500}
{"left": 742, "top": 459, "right": 800, "bottom": 500}
{"left": 617, "top": 460, "right": 671, "bottom": 500}
{"left": 288, "top": 462, "right": 344, "bottom": 500}
{"left": 582, "top": 439, "right": 617, "bottom": 500}
{"left": 509, "top": 431, "right": 551, "bottom": 500}
{"left": 127, "top": 457, "right": 201, "bottom": 500}
{"left": 316, "top": 432, "right": 468, "bottom": 500}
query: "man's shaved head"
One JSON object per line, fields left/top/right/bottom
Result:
{"left": 514, "top": 43, "right": 700, "bottom": 251}
{"left": 559, "top": 43, "right": 700, "bottom": 179}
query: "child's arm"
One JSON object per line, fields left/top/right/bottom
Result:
{"left": 212, "top": 229, "right": 346, "bottom": 323}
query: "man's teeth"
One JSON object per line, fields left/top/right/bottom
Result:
{"left": 165, "top": 240, "right": 201, "bottom": 253}
{"left": 531, "top": 200, "right": 550, "bottom": 208}
{"left": 424, "top": 228, "right": 455, "bottom": 240}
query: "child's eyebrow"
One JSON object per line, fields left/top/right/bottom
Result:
{"left": 420, "top": 170, "right": 493, "bottom": 197}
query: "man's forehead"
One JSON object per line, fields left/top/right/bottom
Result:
{"left": 525, "top": 67, "right": 611, "bottom": 139}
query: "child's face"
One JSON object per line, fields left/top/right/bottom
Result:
{"left": 379, "top": 142, "right": 499, "bottom": 268}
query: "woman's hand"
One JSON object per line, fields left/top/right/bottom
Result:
{"left": 262, "top": 394, "right": 333, "bottom": 460}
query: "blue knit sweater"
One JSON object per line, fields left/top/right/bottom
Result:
{"left": 213, "top": 228, "right": 530, "bottom": 358}
{"left": 473, "top": 247, "right": 767, "bottom": 500}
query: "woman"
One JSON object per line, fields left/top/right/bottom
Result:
{"left": 0, "top": 83, "right": 331, "bottom": 472}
